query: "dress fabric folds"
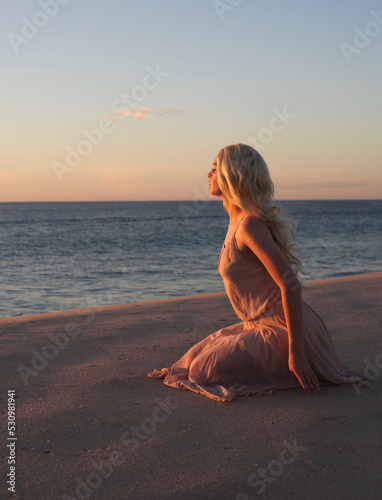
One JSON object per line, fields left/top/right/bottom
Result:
{"left": 148, "top": 215, "right": 364, "bottom": 402}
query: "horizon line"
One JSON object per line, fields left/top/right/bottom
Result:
{"left": 0, "top": 199, "right": 381, "bottom": 203}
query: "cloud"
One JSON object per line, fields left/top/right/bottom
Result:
{"left": 111, "top": 107, "right": 182, "bottom": 121}
{"left": 154, "top": 108, "right": 183, "bottom": 117}
{"left": 114, "top": 107, "right": 151, "bottom": 121}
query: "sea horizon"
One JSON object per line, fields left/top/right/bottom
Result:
{"left": 1, "top": 199, "right": 381, "bottom": 203}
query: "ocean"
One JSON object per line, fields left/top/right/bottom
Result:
{"left": 1, "top": 200, "right": 381, "bottom": 319}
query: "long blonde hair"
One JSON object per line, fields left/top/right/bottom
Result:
{"left": 216, "top": 143, "right": 306, "bottom": 276}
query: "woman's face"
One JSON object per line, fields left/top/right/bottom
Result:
{"left": 208, "top": 155, "right": 223, "bottom": 197}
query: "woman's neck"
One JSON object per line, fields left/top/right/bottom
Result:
{"left": 221, "top": 196, "right": 246, "bottom": 224}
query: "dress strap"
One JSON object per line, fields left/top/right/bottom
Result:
{"left": 232, "top": 214, "right": 247, "bottom": 238}
{"left": 217, "top": 214, "right": 247, "bottom": 271}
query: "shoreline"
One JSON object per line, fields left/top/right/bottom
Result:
{"left": 1, "top": 270, "right": 381, "bottom": 325}
{"left": 1, "top": 271, "right": 381, "bottom": 499}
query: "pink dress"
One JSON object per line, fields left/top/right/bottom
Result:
{"left": 148, "top": 215, "right": 363, "bottom": 402}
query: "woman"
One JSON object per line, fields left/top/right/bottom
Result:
{"left": 148, "top": 143, "right": 364, "bottom": 402}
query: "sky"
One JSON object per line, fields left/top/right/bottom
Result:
{"left": 1, "top": 0, "right": 381, "bottom": 202}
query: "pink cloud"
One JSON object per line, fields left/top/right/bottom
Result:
{"left": 114, "top": 106, "right": 151, "bottom": 120}
{"left": 111, "top": 107, "right": 182, "bottom": 121}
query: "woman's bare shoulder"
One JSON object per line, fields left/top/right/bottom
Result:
{"left": 236, "top": 214, "right": 274, "bottom": 255}
{"left": 239, "top": 214, "right": 270, "bottom": 237}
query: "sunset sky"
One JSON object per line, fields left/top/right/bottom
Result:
{"left": 1, "top": 0, "right": 381, "bottom": 202}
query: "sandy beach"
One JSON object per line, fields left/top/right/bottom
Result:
{"left": 1, "top": 272, "right": 381, "bottom": 500}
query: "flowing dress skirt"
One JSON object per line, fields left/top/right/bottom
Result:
{"left": 148, "top": 300, "right": 364, "bottom": 402}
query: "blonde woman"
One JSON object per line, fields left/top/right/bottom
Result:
{"left": 148, "top": 144, "right": 364, "bottom": 402}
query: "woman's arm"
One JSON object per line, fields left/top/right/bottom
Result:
{"left": 236, "top": 216, "right": 319, "bottom": 394}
